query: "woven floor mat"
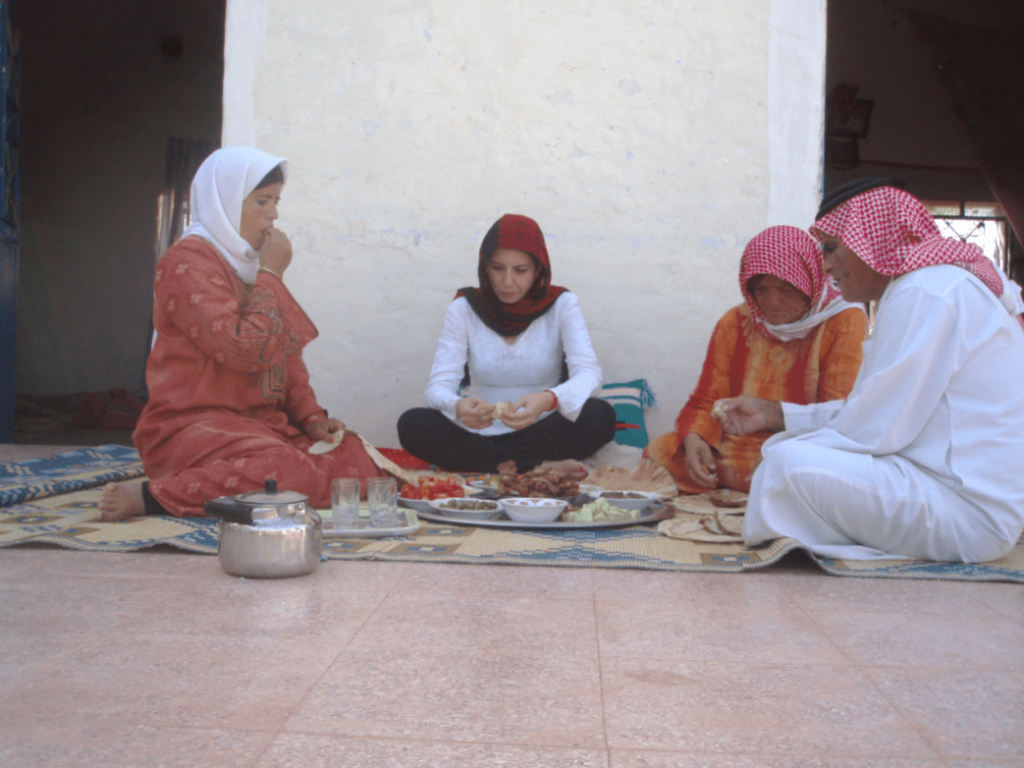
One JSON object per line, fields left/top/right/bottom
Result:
{"left": 3, "top": 481, "right": 1022, "bottom": 581}
{"left": 0, "top": 444, "right": 144, "bottom": 506}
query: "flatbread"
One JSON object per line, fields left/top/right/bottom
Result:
{"left": 308, "top": 429, "right": 345, "bottom": 455}
{"left": 711, "top": 399, "right": 727, "bottom": 421}
{"left": 704, "top": 488, "right": 749, "bottom": 508}
{"left": 351, "top": 431, "right": 420, "bottom": 486}
{"left": 492, "top": 401, "right": 513, "bottom": 419}
{"left": 583, "top": 458, "right": 677, "bottom": 497}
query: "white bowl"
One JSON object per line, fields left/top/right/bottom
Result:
{"left": 398, "top": 496, "right": 432, "bottom": 513}
{"left": 428, "top": 497, "right": 502, "bottom": 520}
{"left": 595, "top": 490, "right": 660, "bottom": 512}
{"left": 499, "top": 497, "right": 567, "bottom": 523}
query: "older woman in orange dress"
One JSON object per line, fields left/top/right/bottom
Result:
{"left": 646, "top": 225, "right": 867, "bottom": 493}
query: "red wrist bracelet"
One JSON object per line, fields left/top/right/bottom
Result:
{"left": 545, "top": 390, "right": 558, "bottom": 411}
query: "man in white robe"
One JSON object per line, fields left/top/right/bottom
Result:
{"left": 717, "top": 182, "right": 1024, "bottom": 562}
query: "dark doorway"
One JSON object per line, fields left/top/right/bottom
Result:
{"left": 6, "top": 0, "right": 225, "bottom": 444}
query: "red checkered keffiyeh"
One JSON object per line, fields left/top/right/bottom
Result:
{"left": 810, "top": 185, "right": 1005, "bottom": 297}
{"left": 739, "top": 225, "right": 849, "bottom": 341}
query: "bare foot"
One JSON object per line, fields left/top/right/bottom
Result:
{"left": 97, "top": 483, "right": 145, "bottom": 522}
{"left": 540, "top": 459, "right": 587, "bottom": 477}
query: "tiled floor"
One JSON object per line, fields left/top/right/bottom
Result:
{"left": 1, "top": 443, "right": 1022, "bottom": 766}
{"left": 2, "top": 547, "right": 1022, "bottom": 767}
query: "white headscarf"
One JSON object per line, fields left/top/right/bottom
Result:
{"left": 181, "top": 146, "right": 287, "bottom": 284}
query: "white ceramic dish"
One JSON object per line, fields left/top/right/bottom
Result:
{"left": 499, "top": 497, "right": 567, "bottom": 523}
{"left": 397, "top": 496, "right": 433, "bottom": 513}
{"left": 428, "top": 497, "right": 502, "bottom": 521}
{"left": 595, "top": 490, "right": 661, "bottom": 512}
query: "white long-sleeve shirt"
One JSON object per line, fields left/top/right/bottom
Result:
{"left": 780, "top": 264, "right": 1024, "bottom": 543}
{"left": 424, "top": 293, "right": 603, "bottom": 436}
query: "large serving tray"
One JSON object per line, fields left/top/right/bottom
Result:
{"left": 414, "top": 501, "right": 674, "bottom": 531}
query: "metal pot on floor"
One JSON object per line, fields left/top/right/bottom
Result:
{"left": 204, "top": 479, "right": 322, "bottom": 578}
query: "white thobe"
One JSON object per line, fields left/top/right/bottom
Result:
{"left": 743, "top": 265, "right": 1024, "bottom": 562}
{"left": 424, "top": 293, "right": 603, "bottom": 436}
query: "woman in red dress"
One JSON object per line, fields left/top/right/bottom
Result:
{"left": 99, "top": 147, "right": 384, "bottom": 520}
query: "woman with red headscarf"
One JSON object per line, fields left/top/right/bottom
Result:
{"left": 398, "top": 214, "right": 616, "bottom": 473}
{"left": 719, "top": 181, "right": 1024, "bottom": 562}
{"left": 646, "top": 225, "right": 867, "bottom": 493}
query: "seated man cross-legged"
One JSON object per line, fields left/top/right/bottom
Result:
{"left": 718, "top": 180, "right": 1024, "bottom": 563}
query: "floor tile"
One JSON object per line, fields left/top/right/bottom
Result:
{"left": 78, "top": 724, "right": 275, "bottom": 768}
{"left": 611, "top": 751, "right": 948, "bottom": 767}
{"left": 972, "top": 583, "right": 1024, "bottom": 624}
{"left": 866, "top": 667, "right": 1024, "bottom": 761}
{"left": 0, "top": 572, "right": 180, "bottom": 636}
{"left": 596, "top": 598, "right": 848, "bottom": 665}
{"left": 347, "top": 592, "right": 599, "bottom": 659}
{"left": 142, "top": 571, "right": 386, "bottom": 643}
{"left": 0, "top": 547, "right": 214, "bottom": 579}
{"left": 1, "top": 631, "right": 341, "bottom": 732}
{"left": 395, "top": 562, "right": 594, "bottom": 600}
{"left": 591, "top": 569, "right": 812, "bottom": 608}
{"left": 257, "top": 733, "right": 609, "bottom": 767}
{"left": 319, "top": 560, "right": 413, "bottom": 593}
{"left": 784, "top": 575, "right": 1011, "bottom": 619}
{"left": 807, "top": 609, "right": 1024, "bottom": 670}
{"left": 601, "top": 657, "right": 936, "bottom": 757}
{"left": 287, "top": 649, "right": 606, "bottom": 748}
{"left": 0, "top": 714, "right": 113, "bottom": 768}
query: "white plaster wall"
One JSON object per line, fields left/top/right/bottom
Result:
{"left": 224, "top": 0, "right": 825, "bottom": 447}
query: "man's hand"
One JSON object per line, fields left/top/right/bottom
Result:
{"left": 713, "top": 395, "right": 785, "bottom": 435}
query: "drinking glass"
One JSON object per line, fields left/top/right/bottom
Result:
{"left": 330, "top": 478, "right": 361, "bottom": 529}
{"left": 367, "top": 477, "right": 398, "bottom": 528}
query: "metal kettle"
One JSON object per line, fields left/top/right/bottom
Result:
{"left": 204, "top": 479, "right": 322, "bottom": 578}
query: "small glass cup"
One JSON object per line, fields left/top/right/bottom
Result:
{"left": 331, "top": 478, "right": 361, "bottom": 529}
{"left": 367, "top": 477, "right": 398, "bottom": 528}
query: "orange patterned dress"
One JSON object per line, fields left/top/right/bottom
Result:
{"left": 646, "top": 303, "right": 866, "bottom": 493}
{"left": 134, "top": 238, "right": 383, "bottom": 516}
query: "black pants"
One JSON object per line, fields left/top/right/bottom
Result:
{"left": 397, "top": 398, "right": 617, "bottom": 473}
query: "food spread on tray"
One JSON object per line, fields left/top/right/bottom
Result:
{"left": 494, "top": 460, "right": 580, "bottom": 498}
{"left": 400, "top": 475, "right": 466, "bottom": 501}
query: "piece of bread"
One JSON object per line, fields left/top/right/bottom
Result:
{"left": 308, "top": 429, "right": 344, "bottom": 455}
{"left": 711, "top": 399, "right": 727, "bottom": 421}
{"left": 492, "top": 401, "right": 513, "bottom": 419}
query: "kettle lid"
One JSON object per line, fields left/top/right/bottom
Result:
{"left": 234, "top": 478, "right": 308, "bottom": 506}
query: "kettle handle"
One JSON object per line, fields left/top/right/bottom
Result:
{"left": 204, "top": 497, "right": 255, "bottom": 525}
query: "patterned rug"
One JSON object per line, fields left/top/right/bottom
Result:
{"left": 2, "top": 447, "right": 1022, "bottom": 582}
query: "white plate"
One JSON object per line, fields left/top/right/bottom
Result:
{"left": 428, "top": 497, "right": 503, "bottom": 521}
{"left": 397, "top": 496, "right": 433, "bottom": 513}
{"left": 595, "top": 490, "right": 661, "bottom": 512}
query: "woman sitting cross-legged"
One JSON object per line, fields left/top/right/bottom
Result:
{"left": 646, "top": 225, "right": 867, "bottom": 493}
{"left": 98, "top": 146, "right": 386, "bottom": 521}
{"left": 397, "top": 213, "right": 616, "bottom": 475}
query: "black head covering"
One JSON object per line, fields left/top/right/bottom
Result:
{"left": 816, "top": 177, "right": 907, "bottom": 221}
